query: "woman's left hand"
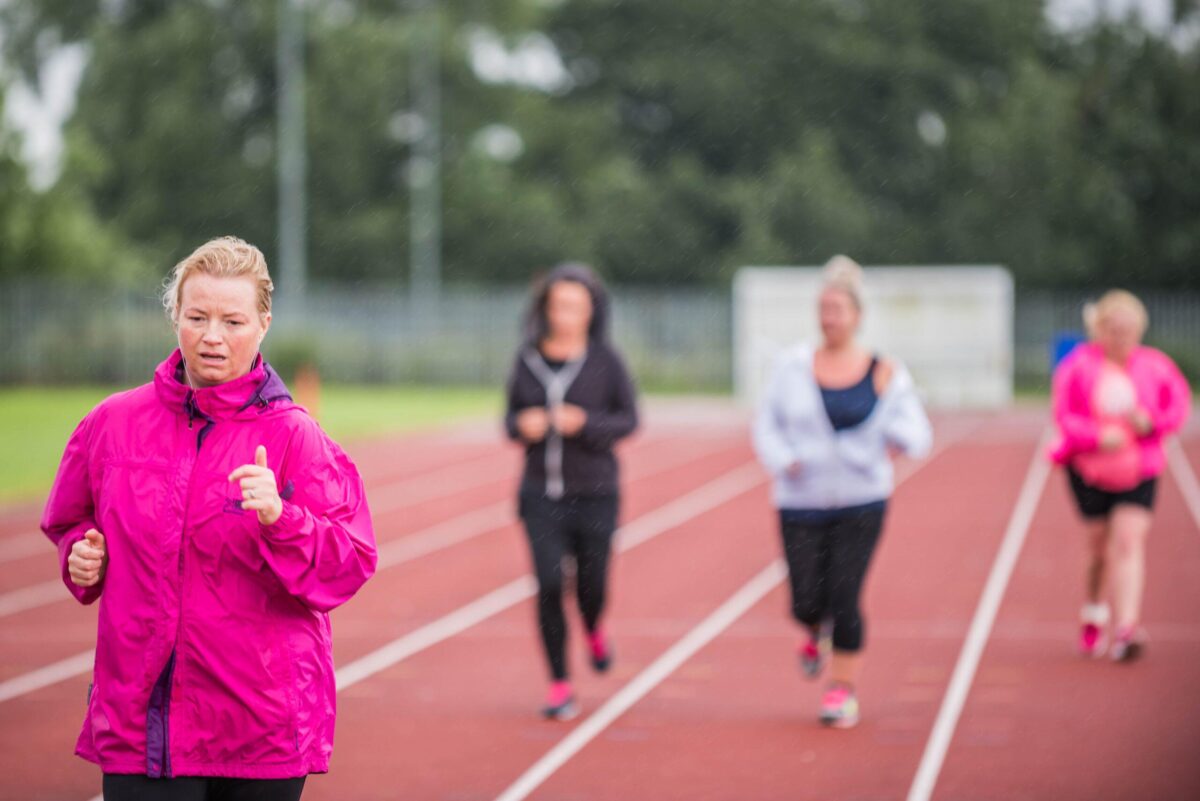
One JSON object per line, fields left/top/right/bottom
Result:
{"left": 229, "top": 445, "right": 283, "bottom": 526}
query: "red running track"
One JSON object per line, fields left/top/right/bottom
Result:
{"left": 0, "top": 403, "right": 1197, "bottom": 801}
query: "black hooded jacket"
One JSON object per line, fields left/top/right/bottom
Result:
{"left": 503, "top": 265, "right": 639, "bottom": 499}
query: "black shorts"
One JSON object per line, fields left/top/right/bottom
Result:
{"left": 1066, "top": 467, "right": 1157, "bottom": 520}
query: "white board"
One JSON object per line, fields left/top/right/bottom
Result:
{"left": 734, "top": 266, "right": 1013, "bottom": 409}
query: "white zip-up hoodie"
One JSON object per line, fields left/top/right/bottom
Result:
{"left": 753, "top": 343, "right": 933, "bottom": 511}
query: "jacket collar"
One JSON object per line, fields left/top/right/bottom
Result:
{"left": 153, "top": 349, "right": 292, "bottom": 421}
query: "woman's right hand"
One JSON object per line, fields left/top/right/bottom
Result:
{"left": 68, "top": 529, "right": 107, "bottom": 587}
{"left": 1099, "top": 425, "right": 1128, "bottom": 452}
{"left": 516, "top": 408, "right": 550, "bottom": 443}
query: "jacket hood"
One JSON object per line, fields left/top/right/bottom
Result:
{"left": 154, "top": 349, "right": 293, "bottom": 421}
{"left": 523, "top": 262, "right": 611, "bottom": 345}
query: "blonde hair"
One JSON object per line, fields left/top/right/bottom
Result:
{"left": 821, "top": 254, "right": 864, "bottom": 309}
{"left": 1083, "top": 289, "right": 1148, "bottom": 339}
{"left": 162, "top": 236, "right": 274, "bottom": 322}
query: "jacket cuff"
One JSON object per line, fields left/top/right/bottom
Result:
{"left": 260, "top": 501, "right": 305, "bottom": 541}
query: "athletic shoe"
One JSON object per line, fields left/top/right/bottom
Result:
{"left": 588, "top": 627, "right": 613, "bottom": 674}
{"left": 798, "top": 621, "right": 831, "bottom": 679}
{"left": 819, "top": 684, "right": 859, "bottom": 729}
{"left": 1110, "top": 625, "right": 1146, "bottom": 663}
{"left": 541, "top": 681, "right": 579, "bottom": 721}
{"left": 1079, "top": 602, "right": 1110, "bottom": 658}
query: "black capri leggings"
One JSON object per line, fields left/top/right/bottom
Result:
{"left": 102, "top": 774, "right": 305, "bottom": 801}
{"left": 520, "top": 492, "right": 619, "bottom": 681}
{"left": 779, "top": 503, "right": 887, "bottom": 653}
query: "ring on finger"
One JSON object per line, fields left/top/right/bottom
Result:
{"left": 247, "top": 489, "right": 256, "bottom": 499}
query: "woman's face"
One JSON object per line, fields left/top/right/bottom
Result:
{"left": 1097, "top": 306, "right": 1143, "bottom": 364}
{"left": 545, "top": 280, "right": 594, "bottom": 340}
{"left": 176, "top": 273, "right": 270, "bottom": 387}
{"left": 819, "top": 287, "right": 860, "bottom": 349}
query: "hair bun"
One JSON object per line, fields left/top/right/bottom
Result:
{"left": 822, "top": 255, "right": 864, "bottom": 305}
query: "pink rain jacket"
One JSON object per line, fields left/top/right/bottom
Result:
{"left": 41, "top": 350, "right": 377, "bottom": 779}
{"left": 1050, "top": 342, "right": 1191, "bottom": 481}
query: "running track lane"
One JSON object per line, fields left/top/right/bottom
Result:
{"left": 292, "top": 421, "right": 978, "bottom": 800}
{"left": 926, "top": 433, "right": 1200, "bottom": 800}
{"left": 473, "top": 422, "right": 1041, "bottom": 801}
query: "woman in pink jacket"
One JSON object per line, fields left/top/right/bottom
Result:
{"left": 1050, "top": 290, "right": 1190, "bottom": 662}
{"left": 42, "top": 237, "right": 377, "bottom": 800}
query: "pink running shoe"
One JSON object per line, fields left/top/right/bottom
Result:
{"left": 1079, "top": 603, "right": 1109, "bottom": 658}
{"left": 541, "top": 680, "right": 579, "bottom": 721}
{"left": 819, "top": 684, "right": 859, "bottom": 729}
{"left": 1080, "top": 622, "right": 1104, "bottom": 657}
{"left": 588, "top": 627, "right": 613, "bottom": 674}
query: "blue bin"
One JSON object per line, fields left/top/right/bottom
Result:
{"left": 1051, "top": 331, "right": 1086, "bottom": 368}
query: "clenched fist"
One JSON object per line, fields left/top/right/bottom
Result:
{"left": 69, "top": 528, "right": 107, "bottom": 588}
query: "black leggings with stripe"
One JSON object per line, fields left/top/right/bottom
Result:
{"left": 520, "top": 492, "right": 618, "bottom": 681}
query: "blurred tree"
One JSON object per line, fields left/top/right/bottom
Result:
{"left": 1, "top": 0, "right": 1196, "bottom": 287}
{"left": 0, "top": 86, "right": 148, "bottom": 282}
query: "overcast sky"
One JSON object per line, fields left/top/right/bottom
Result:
{"left": 1, "top": 0, "right": 1181, "bottom": 189}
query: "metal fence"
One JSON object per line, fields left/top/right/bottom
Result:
{"left": 1013, "top": 290, "right": 1200, "bottom": 389}
{"left": 1, "top": 281, "right": 1196, "bottom": 393}
{"left": 0, "top": 281, "right": 732, "bottom": 390}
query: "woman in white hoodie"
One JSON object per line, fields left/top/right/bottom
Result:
{"left": 753, "top": 256, "right": 932, "bottom": 728}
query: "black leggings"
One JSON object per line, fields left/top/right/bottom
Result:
{"left": 779, "top": 504, "right": 887, "bottom": 653}
{"left": 520, "top": 493, "right": 619, "bottom": 681}
{"left": 102, "top": 774, "right": 305, "bottom": 801}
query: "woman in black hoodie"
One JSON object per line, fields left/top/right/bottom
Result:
{"left": 504, "top": 263, "right": 639, "bottom": 720}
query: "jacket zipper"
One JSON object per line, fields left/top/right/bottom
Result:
{"left": 155, "top": 392, "right": 213, "bottom": 778}
{"left": 522, "top": 349, "right": 587, "bottom": 500}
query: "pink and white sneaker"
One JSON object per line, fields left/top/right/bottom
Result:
{"left": 541, "top": 680, "right": 579, "bottom": 721}
{"left": 1079, "top": 603, "right": 1109, "bottom": 658}
{"left": 819, "top": 684, "right": 859, "bottom": 729}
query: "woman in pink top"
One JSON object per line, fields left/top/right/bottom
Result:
{"left": 42, "top": 238, "right": 377, "bottom": 800}
{"left": 1050, "top": 290, "right": 1190, "bottom": 662}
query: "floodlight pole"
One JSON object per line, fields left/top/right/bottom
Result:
{"left": 277, "top": 0, "right": 308, "bottom": 300}
{"left": 409, "top": 0, "right": 442, "bottom": 304}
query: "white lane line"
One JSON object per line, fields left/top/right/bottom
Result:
{"left": 0, "top": 579, "right": 63, "bottom": 618}
{"left": 906, "top": 433, "right": 1052, "bottom": 801}
{"left": 367, "top": 451, "right": 515, "bottom": 513}
{"left": 489, "top": 428, "right": 965, "bottom": 801}
{"left": 493, "top": 560, "right": 788, "bottom": 801}
{"left": 336, "top": 576, "right": 538, "bottom": 691}
{"left": 1166, "top": 438, "right": 1200, "bottom": 531}
{"left": 335, "top": 462, "right": 766, "bottom": 691}
{"left": 0, "top": 649, "right": 95, "bottom": 704}
{"left": 374, "top": 438, "right": 731, "bottom": 571}
{"left": 0, "top": 534, "right": 47, "bottom": 565}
